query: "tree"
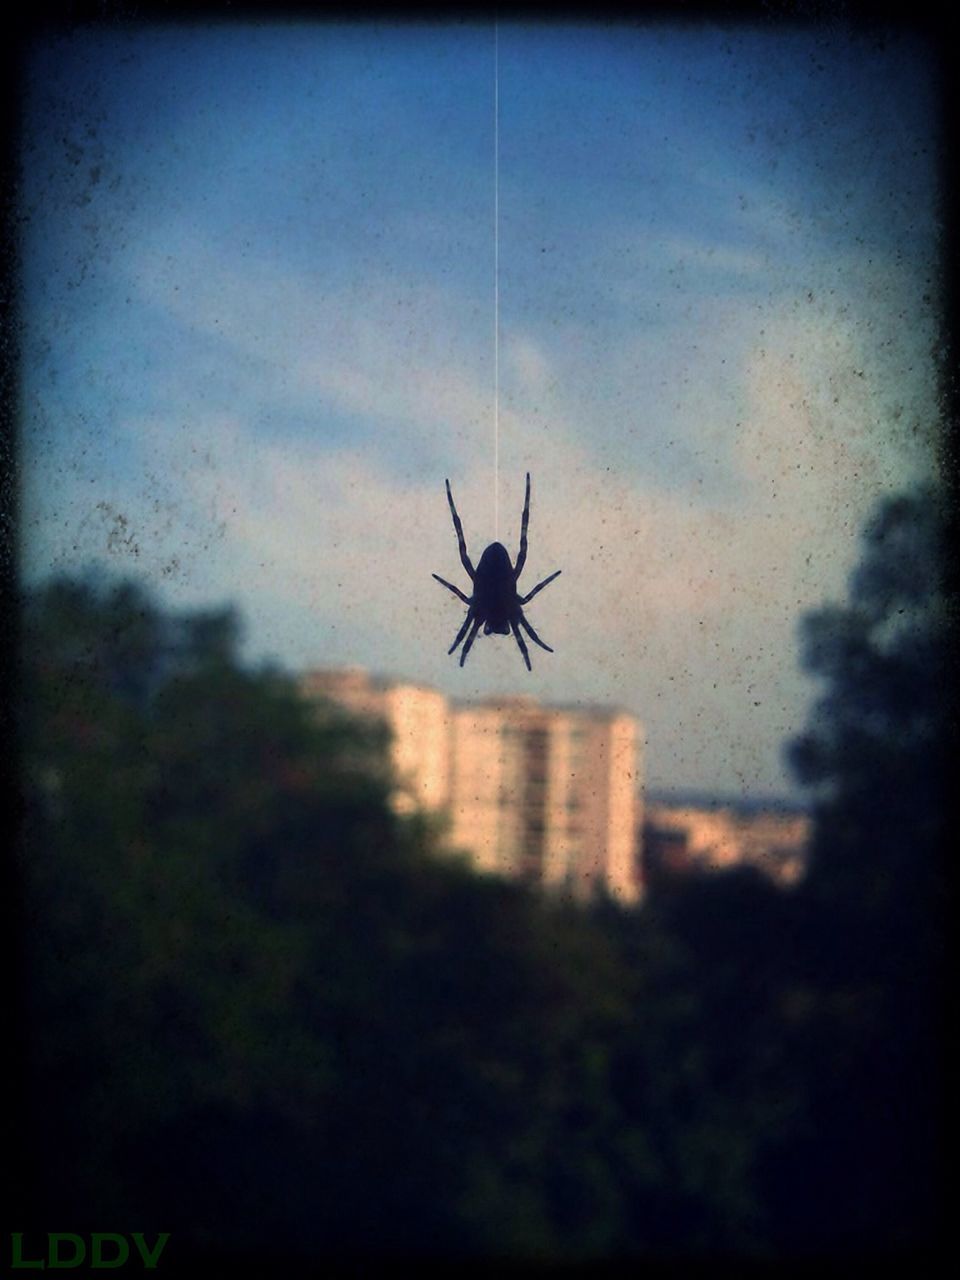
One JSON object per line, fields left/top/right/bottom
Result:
{"left": 788, "top": 483, "right": 950, "bottom": 943}
{"left": 26, "top": 548, "right": 948, "bottom": 1263}
{"left": 16, "top": 573, "right": 658, "bottom": 1259}
{"left": 772, "top": 483, "right": 951, "bottom": 1255}
{"left": 17, "top": 573, "right": 398, "bottom": 1237}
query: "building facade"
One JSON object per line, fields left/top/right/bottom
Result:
{"left": 643, "top": 802, "right": 809, "bottom": 887}
{"left": 300, "top": 667, "right": 450, "bottom": 815}
{"left": 299, "top": 669, "right": 643, "bottom": 904}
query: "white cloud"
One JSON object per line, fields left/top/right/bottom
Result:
{"left": 505, "top": 334, "right": 552, "bottom": 397}
{"left": 30, "top": 225, "right": 936, "bottom": 796}
{"left": 104, "top": 342, "right": 859, "bottom": 795}
{"left": 658, "top": 234, "right": 770, "bottom": 278}
{"left": 130, "top": 232, "right": 493, "bottom": 464}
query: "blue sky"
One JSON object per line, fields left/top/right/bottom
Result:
{"left": 19, "top": 22, "right": 941, "bottom": 797}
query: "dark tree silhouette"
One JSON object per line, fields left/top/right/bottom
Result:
{"left": 788, "top": 484, "right": 949, "bottom": 943}
{"left": 770, "top": 483, "right": 951, "bottom": 1255}
{"left": 17, "top": 534, "right": 949, "bottom": 1266}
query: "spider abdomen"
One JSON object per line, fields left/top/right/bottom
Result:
{"left": 474, "top": 542, "right": 516, "bottom": 634}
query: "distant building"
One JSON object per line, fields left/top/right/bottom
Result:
{"left": 448, "top": 696, "right": 642, "bottom": 903}
{"left": 642, "top": 823, "right": 694, "bottom": 879}
{"left": 300, "top": 667, "right": 449, "bottom": 815}
{"left": 643, "top": 802, "right": 809, "bottom": 887}
{"left": 299, "top": 669, "right": 643, "bottom": 904}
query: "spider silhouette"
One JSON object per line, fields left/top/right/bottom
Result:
{"left": 433, "top": 472, "right": 561, "bottom": 670}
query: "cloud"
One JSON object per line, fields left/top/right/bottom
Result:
{"left": 505, "top": 334, "right": 552, "bottom": 398}
{"left": 27, "top": 213, "right": 937, "bottom": 797}
{"left": 90, "top": 305, "right": 892, "bottom": 797}
{"left": 130, "top": 231, "right": 493, "bottom": 463}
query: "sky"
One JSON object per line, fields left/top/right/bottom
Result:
{"left": 18, "top": 21, "right": 942, "bottom": 799}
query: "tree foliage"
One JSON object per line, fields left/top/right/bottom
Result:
{"left": 777, "top": 483, "right": 950, "bottom": 1253}
{"left": 15, "top": 527, "right": 947, "bottom": 1263}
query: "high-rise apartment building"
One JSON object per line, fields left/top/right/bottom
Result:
{"left": 300, "top": 667, "right": 450, "bottom": 815}
{"left": 299, "top": 669, "right": 643, "bottom": 904}
{"left": 447, "top": 697, "right": 641, "bottom": 902}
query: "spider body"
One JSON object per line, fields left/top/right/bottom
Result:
{"left": 474, "top": 543, "right": 514, "bottom": 635}
{"left": 433, "top": 473, "right": 561, "bottom": 670}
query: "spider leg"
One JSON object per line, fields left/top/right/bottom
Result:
{"left": 459, "top": 616, "right": 483, "bottom": 667}
{"left": 448, "top": 609, "right": 475, "bottom": 655}
{"left": 445, "top": 479, "right": 475, "bottom": 580}
{"left": 514, "top": 471, "right": 531, "bottom": 579}
{"left": 432, "top": 573, "right": 472, "bottom": 605}
{"left": 520, "top": 568, "right": 561, "bottom": 605}
{"left": 519, "top": 610, "right": 553, "bottom": 652}
{"left": 510, "top": 619, "right": 532, "bottom": 672}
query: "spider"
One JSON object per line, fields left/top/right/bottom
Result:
{"left": 433, "top": 472, "right": 561, "bottom": 671}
